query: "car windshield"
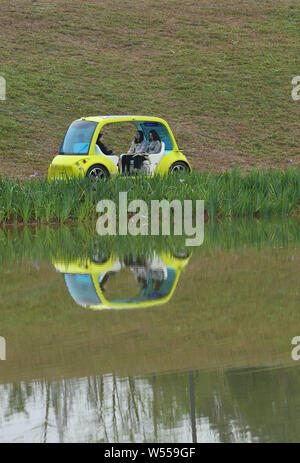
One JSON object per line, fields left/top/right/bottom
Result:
{"left": 60, "top": 120, "right": 98, "bottom": 155}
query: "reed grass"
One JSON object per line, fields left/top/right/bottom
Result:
{"left": 1, "top": 168, "right": 300, "bottom": 224}
{"left": 0, "top": 216, "right": 299, "bottom": 266}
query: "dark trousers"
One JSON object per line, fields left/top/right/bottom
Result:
{"left": 121, "top": 154, "right": 133, "bottom": 173}
{"left": 122, "top": 154, "right": 146, "bottom": 172}
{"left": 133, "top": 155, "right": 147, "bottom": 169}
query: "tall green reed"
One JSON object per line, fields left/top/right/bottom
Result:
{"left": 1, "top": 168, "right": 300, "bottom": 224}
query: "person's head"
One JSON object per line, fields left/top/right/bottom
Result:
{"left": 137, "top": 275, "right": 147, "bottom": 290}
{"left": 134, "top": 130, "right": 144, "bottom": 144}
{"left": 99, "top": 272, "right": 110, "bottom": 292}
{"left": 99, "top": 281, "right": 106, "bottom": 292}
{"left": 98, "top": 133, "right": 104, "bottom": 143}
{"left": 149, "top": 130, "right": 160, "bottom": 142}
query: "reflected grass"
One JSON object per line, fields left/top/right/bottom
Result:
{"left": 0, "top": 216, "right": 300, "bottom": 265}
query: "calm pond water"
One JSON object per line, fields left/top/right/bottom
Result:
{"left": 1, "top": 218, "right": 300, "bottom": 442}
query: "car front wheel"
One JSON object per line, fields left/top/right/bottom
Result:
{"left": 169, "top": 161, "right": 190, "bottom": 173}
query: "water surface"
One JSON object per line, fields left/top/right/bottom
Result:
{"left": 1, "top": 218, "right": 300, "bottom": 442}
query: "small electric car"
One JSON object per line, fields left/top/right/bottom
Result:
{"left": 53, "top": 251, "right": 191, "bottom": 310}
{"left": 48, "top": 115, "right": 191, "bottom": 181}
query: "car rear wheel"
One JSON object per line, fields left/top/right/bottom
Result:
{"left": 169, "top": 161, "right": 190, "bottom": 173}
{"left": 86, "top": 165, "right": 109, "bottom": 181}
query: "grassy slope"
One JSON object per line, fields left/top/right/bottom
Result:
{"left": 0, "top": 0, "right": 300, "bottom": 179}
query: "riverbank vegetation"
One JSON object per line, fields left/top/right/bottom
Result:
{"left": 1, "top": 169, "right": 300, "bottom": 224}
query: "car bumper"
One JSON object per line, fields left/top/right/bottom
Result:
{"left": 48, "top": 164, "right": 82, "bottom": 181}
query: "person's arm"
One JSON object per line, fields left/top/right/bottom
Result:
{"left": 99, "top": 142, "right": 113, "bottom": 155}
{"left": 147, "top": 141, "right": 160, "bottom": 155}
{"left": 150, "top": 141, "right": 161, "bottom": 154}
{"left": 134, "top": 141, "right": 146, "bottom": 155}
{"left": 127, "top": 140, "right": 135, "bottom": 154}
{"left": 142, "top": 140, "right": 148, "bottom": 153}
{"left": 138, "top": 141, "right": 149, "bottom": 157}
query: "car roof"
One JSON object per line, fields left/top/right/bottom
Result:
{"left": 80, "top": 115, "right": 168, "bottom": 124}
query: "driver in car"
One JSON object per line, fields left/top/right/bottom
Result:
{"left": 96, "top": 133, "right": 115, "bottom": 156}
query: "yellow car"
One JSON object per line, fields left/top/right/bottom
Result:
{"left": 53, "top": 251, "right": 191, "bottom": 310}
{"left": 48, "top": 115, "right": 191, "bottom": 181}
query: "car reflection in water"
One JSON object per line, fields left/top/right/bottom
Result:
{"left": 54, "top": 251, "right": 191, "bottom": 310}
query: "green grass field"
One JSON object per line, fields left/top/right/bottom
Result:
{"left": 0, "top": 0, "right": 300, "bottom": 179}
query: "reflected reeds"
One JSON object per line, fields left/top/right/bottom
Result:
{"left": 1, "top": 217, "right": 300, "bottom": 265}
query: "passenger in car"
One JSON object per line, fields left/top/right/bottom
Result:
{"left": 132, "top": 130, "right": 161, "bottom": 170}
{"left": 121, "top": 130, "right": 147, "bottom": 173}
